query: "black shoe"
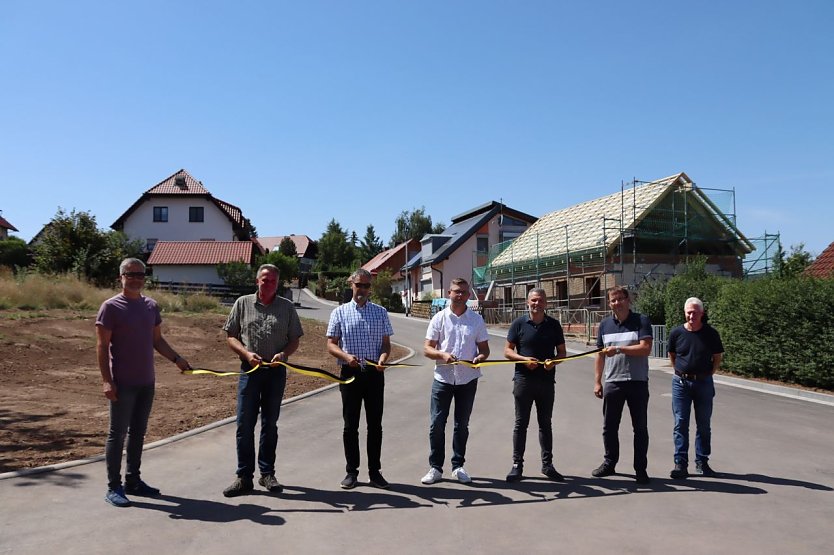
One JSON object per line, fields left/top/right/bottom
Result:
{"left": 592, "top": 462, "right": 616, "bottom": 477}
{"left": 670, "top": 463, "right": 689, "bottom": 479}
{"left": 695, "top": 461, "right": 718, "bottom": 477}
{"left": 506, "top": 464, "right": 523, "bottom": 482}
{"left": 340, "top": 473, "right": 358, "bottom": 489}
{"left": 368, "top": 471, "right": 390, "bottom": 489}
{"left": 541, "top": 464, "right": 564, "bottom": 482}
{"left": 635, "top": 470, "right": 651, "bottom": 484}
{"left": 124, "top": 479, "right": 161, "bottom": 497}
{"left": 223, "top": 477, "right": 254, "bottom": 497}
{"left": 258, "top": 474, "right": 283, "bottom": 493}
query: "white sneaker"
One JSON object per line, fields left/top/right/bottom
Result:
{"left": 452, "top": 467, "right": 472, "bottom": 483}
{"left": 421, "top": 467, "right": 442, "bottom": 484}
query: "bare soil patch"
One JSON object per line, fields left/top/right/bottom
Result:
{"left": 0, "top": 310, "right": 407, "bottom": 473}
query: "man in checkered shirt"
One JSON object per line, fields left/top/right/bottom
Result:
{"left": 327, "top": 269, "right": 394, "bottom": 490}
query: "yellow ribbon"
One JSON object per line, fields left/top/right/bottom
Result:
{"left": 184, "top": 361, "right": 355, "bottom": 384}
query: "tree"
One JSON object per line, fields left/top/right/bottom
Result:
{"left": 0, "top": 237, "right": 31, "bottom": 271}
{"left": 217, "top": 261, "right": 254, "bottom": 287}
{"left": 33, "top": 208, "right": 143, "bottom": 286}
{"left": 316, "top": 219, "right": 355, "bottom": 271}
{"left": 359, "top": 225, "right": 384, "bottom": 264}
{"left": 773, "top": 242, "right": 814, "bottom": 279}
{"left": 262, "top": 251, "right": 299, "bottom": 285}
{"left": 390, "top": 207, "right": 445, "bottom": 246}
{"left": 278, "top": 236, "right": 298, "bottom": 257}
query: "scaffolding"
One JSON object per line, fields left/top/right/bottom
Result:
{"left": 473, "top": 177, "right": 750, "bottom": 326}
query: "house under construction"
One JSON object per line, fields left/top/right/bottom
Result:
{"left": 474, "top": 173, "right": 754, "bottom": 319}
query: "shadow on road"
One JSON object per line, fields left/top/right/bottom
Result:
{"left": 132, "top": 494, "right": 286, "bottom": 525}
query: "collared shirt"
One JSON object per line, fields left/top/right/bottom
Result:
{"left": 596, "top": 310, "right": 652, "bottom": 382}
{"left": 326, "top": 299, "right": 393, "bottom": 367}
{"left": 507, "top": 314, "right": 565, "bottom": 382}
{"left": 425, "top": 306, "right": 489, "bottom": 385}
{"left": 223, "top": 293, "right": 304, "bottom": 360}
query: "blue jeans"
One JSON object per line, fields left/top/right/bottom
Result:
{"left": 236, "top": 364, "right": 287, "bottom": 479}
{"left": 105, "top": 384, "right": 155, "bottom": 490}
{"left": 602, "top": 380, "right": 649, "bottom": 472}
{"left": 672, "top": 375, "right": 715, "bottom": 464}
{"left": 429, "top": 378, "right": 478, "bottom": 472}
{"left": 512, "top": 378, "right": 555, "bottom": 467}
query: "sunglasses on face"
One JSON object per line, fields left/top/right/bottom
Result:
{"left": 353, "top": 282, "right": 371, "bottom": 289}
{"left": 122, "top": 272, "right": 145, "bottom": 279}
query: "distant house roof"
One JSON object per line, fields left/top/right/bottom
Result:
{"left": 147, "top": 241, "right": 260, "bottom": 265}
{"left": 423, "top": 201, "right": 537, "bottom": 266}
{"left": 256, "top": 235, "right": 314, "bottom": 257}
{"left": 804, "top": 241, "right": 834, "bottom": 278}
{"left": 362, "top": 239, "right": 420, "bottom": 277}
{"left": 111, "top": 169, "right": 251, "bottom": 238}
{"left": 491, "top": 173, "right": 753, "bottom": 268}
{"left": 0, "top": 215, "right": 18, "bottom": 232}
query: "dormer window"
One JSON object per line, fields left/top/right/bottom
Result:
{"left": 175, "top": 176, "right": 187, "bottom": 189}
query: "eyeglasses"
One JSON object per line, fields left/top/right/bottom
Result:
{"left": 353, "top": 282, "right": 371, "bottom": 289}
{"left": 122, "top": 272, "right": 145, "bottom": 279}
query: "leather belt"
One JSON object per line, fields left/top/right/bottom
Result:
{"left": 675, "top": 370, "right": 709, "bottom": 381}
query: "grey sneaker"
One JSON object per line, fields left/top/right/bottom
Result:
{"left": 105, "top": 486, "right": 131, "bottom": 508}
{"left": 223, "top": 476, "right": 254, "bottom": 497}
{"left": 592, "top": 462, "right": 616, "bottom": 477}
{"left": 258, "top": 474, "right": 283, "bottom": 493}
{"left": 340, "top": 473, "right": 358, "bottom": 489}
{"left": 368, "top": 471, "right": 390, "bottom": 489}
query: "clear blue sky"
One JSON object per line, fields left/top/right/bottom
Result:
{"left": 2, "top": 1, "right": 832, "bottom": 255}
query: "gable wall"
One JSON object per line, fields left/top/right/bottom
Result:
{"left": 123, "top": 197, "right": 235, "bottom": 244}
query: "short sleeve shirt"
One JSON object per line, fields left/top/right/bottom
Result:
{"left": 596, "top": 311, "right": 652, "bottom": 382}
{"left": 326, "top": 300, "right": 394, "bottom": 367}
{"left": 223, "top": 293, "right": 304, "bottom": 360}
{"left": 668, "top": 323, "right": 724, "bottom": 375}
{"left": 507, "top": 315, "right": 565, "bottom": 382}
{"left": 96, "top": 293, "right": 162, "bottom": 387}
{"left": 426, "top": 307, "right": 489, "bottom": 385}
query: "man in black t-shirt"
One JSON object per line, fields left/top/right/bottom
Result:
{"left": 667, "top": 297, "right": 724, "bottom": 479}
{"left": 503, "top": 288, "right": 566, "bottom": 482}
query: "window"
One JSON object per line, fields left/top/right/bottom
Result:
{"left": 476, "top": 236, "right": 489, "bottom": 253}
{"left": 189, "top": 206, "right": 204, "bottom": 222}
{"left": 146, "top": 238, "right": 158, "bottom": 252}
{"left": 153, "top": 206, "right": 168, "bottom": 222}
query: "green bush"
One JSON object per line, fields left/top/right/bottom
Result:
{"left": 664, "top": 256, "right": 726, "bottom": 329}
{"left": 712, "top": 277, "right": 834, "bottom": 389}
{"left": 634, "top": 277, "right": 666, "bottom": 325}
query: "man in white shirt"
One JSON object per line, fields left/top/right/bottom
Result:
{"left": 421, "top": 278, "right": 490, "bottom": 485}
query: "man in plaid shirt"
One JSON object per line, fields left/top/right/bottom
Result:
{"left": 327, "top": 269, "right": 394, "bottom": 490}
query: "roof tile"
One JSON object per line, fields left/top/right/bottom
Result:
{"left": 147, "top": 241, "right": 255, "bottom": 265}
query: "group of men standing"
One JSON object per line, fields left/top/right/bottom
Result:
{"left": 96, "top": 259, "right": 724, "bottom": 507}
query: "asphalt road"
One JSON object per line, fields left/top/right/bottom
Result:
{"left": 1, "top": 291, "right": 832, "bottom": 554}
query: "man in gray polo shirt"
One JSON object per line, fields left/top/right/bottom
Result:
{"left": 592, "top": 285, "right": 653, "bottom": 484}
{"left": 222, "top": 264, "right": 304, "bottom": 497}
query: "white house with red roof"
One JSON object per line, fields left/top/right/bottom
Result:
{"left": 256, "top": 234, "right": 317, "bottom": 272}
{"left": 112, "top": 169, "right": 260, "bottom": 285}
{"left": 111, "top": 169, "right": 254, "bottom": 253}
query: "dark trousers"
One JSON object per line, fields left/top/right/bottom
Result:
{"left": 429, "top": 378, "right": 478, "bottom": 472}
{"left": 105, "top": 384, "right": 155, "bottom": 490}
{"left": 512, "top": 379, "right": 555, "bottom": 467}
{"left": 339, "top": 370, "right": 385, "bottom": 475}
{"left": 235, "top": 364, "right": 287, "bottom": 479}
{"left": 602, "top": 380, "right": 649, "bottom": 472}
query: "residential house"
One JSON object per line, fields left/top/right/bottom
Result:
{"left": 403, "top": 201, "right": 537, "bottom": 300}
{"left": 0, "top": 212, "right": 18, "bottom": 240}
{"left": 483, "top": 173, "right": 753, "bottom": 311}
{"left": 111, "top": 169, "right": 253, "bottom": 253}
{"left": 256, "top": 234, "right": 317, "bottom": 272}
{"left": 804, "top": 241, "right": 834, "bottom": 278}
{"left": 147, "top": 241, "right": 262, "bottom": 285}
{"left": 360, "top": 239, "right": 421, "bottom": 308}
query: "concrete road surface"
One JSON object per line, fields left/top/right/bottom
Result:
{"left": 1, "top": 290, "right": 832, "bottom": 554}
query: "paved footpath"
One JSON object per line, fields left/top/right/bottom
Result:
{"left": 2, "top": 292, "right": 833, "bottom": 554}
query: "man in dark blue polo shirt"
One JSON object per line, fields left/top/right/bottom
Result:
{"left": 668, "top": 297, "right": 724, "bottom": 479}
{"left": 504, "top": 288, "right": 566, "bottom": 482}
{"left": 592, "top": 285, "right": 653, "bottom": 484}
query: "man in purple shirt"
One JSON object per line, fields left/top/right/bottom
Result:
{"left": 96, "top": 258, "right": 191, "bottom": 508}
